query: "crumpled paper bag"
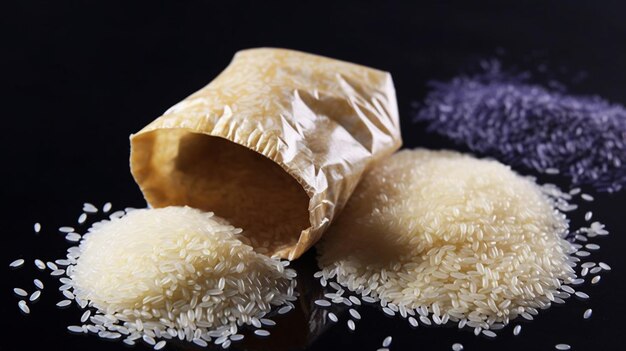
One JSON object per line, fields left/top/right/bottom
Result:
{"left": 130, "top": 48, "right": 401, "bottom": 260}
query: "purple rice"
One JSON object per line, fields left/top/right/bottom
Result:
{"left": 414, "top": 63, "right": 626, "bottom": 192}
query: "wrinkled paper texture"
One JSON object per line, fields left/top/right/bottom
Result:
{"left": 130, "top": 48, "right": 401, "bottom": 259}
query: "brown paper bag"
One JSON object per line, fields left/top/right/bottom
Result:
{"left": 130, "top": 48, "right": 401, "bottom": 259}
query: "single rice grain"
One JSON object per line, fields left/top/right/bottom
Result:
{"left": 9, "top": 259, "right": 25, "bottom": 268}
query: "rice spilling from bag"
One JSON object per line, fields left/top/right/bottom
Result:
{"left": 65, "top": 206, "right": 297, "bottom": 344}
{"left": 317, "top": 149, "right": 578, "bottom": 327}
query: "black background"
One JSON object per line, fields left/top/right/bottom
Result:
{"left": 2, "top": 1, "right": 626, "bottom": 350}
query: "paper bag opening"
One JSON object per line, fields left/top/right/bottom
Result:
{"left": 131, "top": 129, "right": 310, "bottom": 257}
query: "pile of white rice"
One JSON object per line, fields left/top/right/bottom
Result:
{"left": 61, "top": 206, "right": 297, "bottom": 348}
{"left": 317, "top": 149, "right": 579, "bottom": 329}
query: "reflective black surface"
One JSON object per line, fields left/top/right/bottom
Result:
{"left": 3, "top": 1, "right": 626, "bottom": 350}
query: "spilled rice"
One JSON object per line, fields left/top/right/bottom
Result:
{"left": 315, "top": 149, "right": 609, "bottom": 341}
{"left": 11, "top": 205, "right": 298, "bottom": 349}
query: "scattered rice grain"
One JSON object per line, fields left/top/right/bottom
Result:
{"left": 590, "top": 267, "right": 602, "bottom": 274}
{"left": 382, "top": 336, "right": 392, "bottom": 347}
{"left": 18, "top": 300, "right": 30, "bottom": 314}
{"left": 315, "top": 299, "right": 331, "bottom": 307}
{"left": 260, "top": 318, "right": 276, "bottom": 326}
{"left": 347, "top": 320, "right": 356, "bottom": 331}
{"left": 29, "top": 290, "right": 41, "bottom": 302}
{"left": 83, "top": 203, "right": 98, "bottom": 213}
{"left": 67, "top": 325, "right": 84, "bottom": 333}
{"left": 143, "top": 334, "right": 156, "bottom": 345}
{"left": 9, "top": 259, "right": 25, "bottom": 268}
{"left": 581, "top": 194, "right": 594, "bottom": 202}
{"left": 56, "top": 300, "right": 72, "bottom": 307}
{"left": 362, "top": 296, "right": 376, "bottom": 303}
{"left": 254, "top": 329, "right": 270, "bottom": 337}
{"left": 574, "top": 291, "right": 589, "bottom": 299}
{"left": 34, "top": 259, "right": 45, "bottom": 270}
{"left": 13, "top": 288, "right": 28, "bottom": 297}
{"left": 81, "top": 310, "right": 92, "bottom": 323}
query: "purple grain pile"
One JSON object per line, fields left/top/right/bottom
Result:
{"left": 414, "top": 64, "right": 626, "bottom": 192}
